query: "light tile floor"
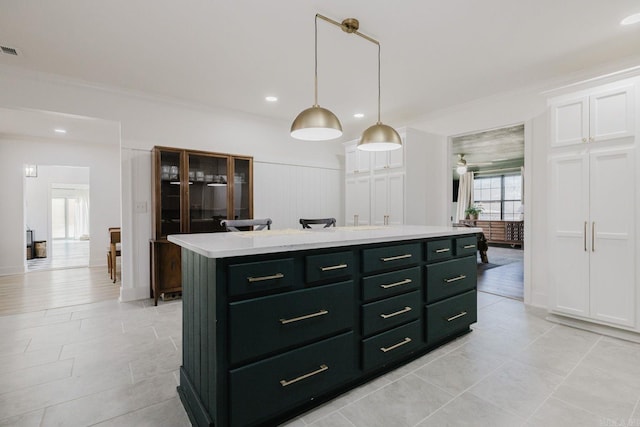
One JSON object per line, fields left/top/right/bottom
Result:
{"left": 1, "top": 293, "right": 640, "bottom": 426}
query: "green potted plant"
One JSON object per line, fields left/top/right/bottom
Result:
{"left": 465, "top": 204, "right": 483, "bottom": 220}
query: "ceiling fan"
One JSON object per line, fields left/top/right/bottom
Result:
{"left": 454, "top": 153, "right": 492, "bottom": 175}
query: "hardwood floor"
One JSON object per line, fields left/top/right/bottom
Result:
{"left": 0, "top": 268, "right": 120, "bottom": 316}
{"left": 27, "top": 239, "right": 90, "bottom": 271}
{"left": 477, "top": 245, "right": 524, "bottom": 301}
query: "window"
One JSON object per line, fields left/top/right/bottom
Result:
{"left": 473, "top": 174, "right": 522, "bottom": 220}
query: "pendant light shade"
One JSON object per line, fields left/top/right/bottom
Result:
{"left": 358, "top": 122, "right": 402, "bottom": 151}
{"left": 291, "top": 105, "right": 342, "bottom": 141}
{"left": 356, "top": 40, "right": 401, "bottom": 151}
{"left": 290, "top": 15, "right": 343, "bottom": 141}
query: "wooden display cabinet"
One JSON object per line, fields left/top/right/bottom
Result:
{"left": 150, "top": 146, "right": 253, "bottom": 305}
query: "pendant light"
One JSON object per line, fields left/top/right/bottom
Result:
{"left": 357, "top": 42, "right": 402, "bottom": 152}
{"left": 290, "top": 15, "right": 343, "bottom": 141}
{"left": 456, "top": 154, "right": 468, "bottom": 175}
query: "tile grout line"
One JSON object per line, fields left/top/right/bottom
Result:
{"left": 412, "top": 352, "right": 517, "bottom": 426}
{"left": 523, "top": 335, "right": 604, "bottom": 423}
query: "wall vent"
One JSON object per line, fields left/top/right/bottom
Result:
{"left": 0, "top": 46, "right": 18, "bottom": 56}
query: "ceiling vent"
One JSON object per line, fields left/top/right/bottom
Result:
{"left": 0, "top": 45, "right": 18, "bottom": 56}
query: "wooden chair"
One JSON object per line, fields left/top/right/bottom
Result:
{"left": 107, "top": 227, "right": 121, "bottom": 282}
{"left": 299, "top": 218, "right": 336, "bottom": 229}
{"left": 220, "top": 218, "right": 272, "bottom": 232}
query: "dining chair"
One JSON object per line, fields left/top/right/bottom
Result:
{"left": 220, "top": 218, "right": 272, "bottom": 232}
{"left": 108, "top": 227, "right": 121, "bottom": 283}
{"left": 299, "top": 218, "right": 337, "bottom": 229}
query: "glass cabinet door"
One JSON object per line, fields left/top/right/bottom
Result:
{"left": 233, "top": 158, "right": 251, "bottom": 220}
{"left": 187, "top": 154, "right": 228, "bottom": 232}
{"left": 159, "top": 151, "right": 182, "bottom": 238}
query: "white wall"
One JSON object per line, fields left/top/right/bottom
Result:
{"left": 0, "top": 65, "right": 343, "bottom": 301}
{"left": 0, "top": 137, "right": 119, "bottom": 275}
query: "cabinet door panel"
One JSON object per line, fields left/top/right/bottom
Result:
{"left": 387, "top": 173, "right": 404, "bottom": 225}
{"left": 187, "top": 154, "right": 228, "bottom": 233}
{"left": 550, "top": 97, "right": 588, "bottom": 147}
{"left": 372, "top": 175, "right": 388, "bottom": 226}
{"left": 548, "top": 154, "right": 590, "bottom": 316}
{"left": 589, "top": 148, "right": 635, "bottom": 326}
{"left": 590, "top": 86, "right": 634, "bottom": 143}
{"left": 345, "top": 177, "right": 371, "bottom": 226}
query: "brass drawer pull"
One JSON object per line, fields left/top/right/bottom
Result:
{"left": 463, "top": 244, "right": 476, "bottom": 249}
{"left": 380, "top": 278, "right": 412, "bottom": 289}
{"left": 280, "top": 364, "right": 328, "bottom": 387}
{"left": 435, "top": 248, "right": 450, "bottom": 253}
{"left": 380, "top": 306, "right": 412, "bottom": 319}
{"left": 447, "top": 311, "right": 468, "bottom": 322}
{"left": 320, "top": 263, "right": 348, "bottom": 272}
{"left": 380, "top": 337, "right": 412, "bottom": 353}
{"left": 444, "top": 274, "right": 466, "bottom": 283}
{"left": 380, "top": 254, "right": 412, "bottom": 262}
{"left": 247, "top": 273, "right": 284, "bottom": 283}
{"left": 280, "top": 309, "right": 329, "bottom": 325}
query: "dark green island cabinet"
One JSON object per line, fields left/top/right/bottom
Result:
{"left": 168, "top": 226, "right": 480, "bottom": 427}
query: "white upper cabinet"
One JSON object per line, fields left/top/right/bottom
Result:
{"left": 373, "top": 144, "right": 404, "bottom": 170}
{"left": 550, "top": 85, "right": 634, "bottom": 147}
{"left": 345, "top": 144, "right": 370, "bottom": 175}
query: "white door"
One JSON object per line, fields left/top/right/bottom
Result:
{"left": 548, "top": 153, "right": 590, "bottom": 317}
{"left": 589, "top": 147, "right": 636, "bottom": 327}
{"left": 345, "top": 145, "right": 357, "bottom": 175}
{"left": 550, "top": 96, "right": 589, "bottom": 147}
{"left": 356, "top": 148, "right": 371, "bottom": 174}
{"left": 589, "top": 86, "right": 635, "bottom": 143}
{"left": 372, "top": 174, "right": 388, "bottom": 225}
{"left": 345, "top": 177, "right": 371, "bottom": 226}
{"left": 387, "top": 172, "right": 404, "bottom": 225}
{"left": 387, "top": 145, "right": 404, "bottom": 169}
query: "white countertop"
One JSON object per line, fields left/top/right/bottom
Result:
{"left": 167, "top": 225, "right": 481, "bottom": 259}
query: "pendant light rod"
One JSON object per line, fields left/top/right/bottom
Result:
{"left": 315, "top": 14, "right": 380, "bottom": 46}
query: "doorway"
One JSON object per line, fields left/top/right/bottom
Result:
{"left": 450, "top": 124, "right": 526, "bottom": 301}
{"left": 26, "top": 166, "right": 90, "bottom": 271}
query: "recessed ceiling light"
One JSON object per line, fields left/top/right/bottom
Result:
{"left": 265, "top": 96, "right": 278, "bottom": 102}
{"left": 353, "top": 113, "right": 365, "bottom": 118}
{"left": 621, "top": 12, "right": 640, "bottom": 26}
{"left": 54, "top": 129, "right": 67, "bottom": 134}
{"left": 494, "top": 158, "right": 508, "bottom": 161}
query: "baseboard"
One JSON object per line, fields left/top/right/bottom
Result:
{"left": 0, "top": 265, "right": 26, "bottom": 276}
{"left": 546, "top": 313, "right": 640, "bottom": 344}
{"left": 119, "top": 285, "right": 150, "bottom": 302}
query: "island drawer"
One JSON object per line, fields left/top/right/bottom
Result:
{"left": 362, "top": 266, "right": 421, "bottom": 302}
{"left": 228, "top": 258, "right": 294, "bottom": 297}
{"left": 425, "top": 256, "right": 476, "bottom": 303}
{"left": 361, "top": 291, "right": 421, "bottom": 336}
{"left": 425, "top": 239, "right": 453, "bottom": 262}
{"left": 228, "top": 281, "right": 354, "bottom": 365}
{"left": 455, "top": 235, "right": 478, "bottom": 257}
{"left": 306, "top": 251, "right": 354, "bottom": 283}
{"left": 362, "top": 243, "right": 421, "bottom": 274}
{"left": 229, "top": 332, "right": 355, "bottom": 427}
{"left": 425, "top": 290, "right": 477, "bottom": 345}
{"left": 361, "top": 320, "right": 422, "bottom": 371}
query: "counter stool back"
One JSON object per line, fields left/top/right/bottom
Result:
{"left": 221, "top": 218, "right": 272, "bottom": 232}
{"left": 299, "top": 218, "right": 336, "bottom": 229}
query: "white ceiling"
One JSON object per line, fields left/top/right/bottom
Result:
{"left": 1, "top": 0, "right": 640, "bottom": 141}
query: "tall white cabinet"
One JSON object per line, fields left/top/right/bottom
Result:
{"left": 344, "top": 127, "right": 447, "bottom": 227}
{"left": 548, "top": 79, "right": 638, "bottom": 330}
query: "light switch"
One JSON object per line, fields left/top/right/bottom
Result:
{"left": 135, "top": 201, "right": 147, "bottom": 213}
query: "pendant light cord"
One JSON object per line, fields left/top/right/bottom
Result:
{"left": 377, "top": 43, "right": 381, "bottom": 124}
{"left": 314, "top": 14, "right": 319, "bottom": 107}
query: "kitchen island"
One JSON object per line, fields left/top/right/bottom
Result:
{"left": 169, "top": 225, "right": 481, "bottom": 427}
